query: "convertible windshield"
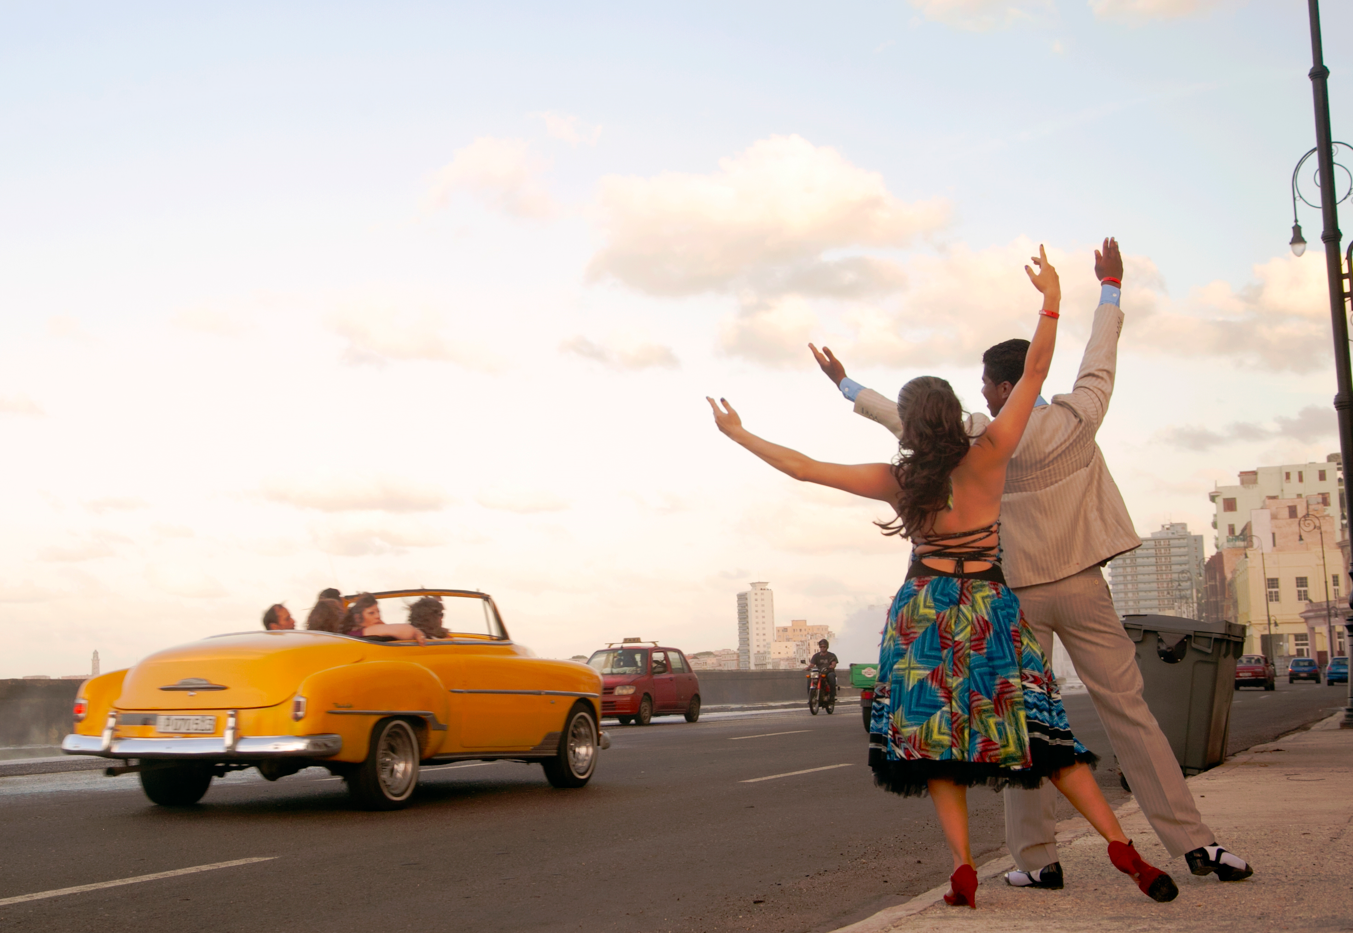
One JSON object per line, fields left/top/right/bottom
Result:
{"left": 370, "top": 593, "right": 505, "bottom": 639}
{"left": 588, "top": 649, "right": 648, "bottom": 675}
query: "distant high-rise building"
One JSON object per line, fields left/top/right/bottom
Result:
{"left": 770, "top": 619, "right": 835, "bottom": 669}
{"left": 737, "top": 582, "right": 775, "bottom": 670}
{"left": 1107, "top": 523, "right": 1204, "bottom": 617}
{"left": 91, "top": 650, "right": 99, "bottom": 677}
{"left": 1209, "top": 456, "right": 1344, "bottom": 549}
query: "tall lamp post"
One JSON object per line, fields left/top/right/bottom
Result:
{"left": 1242, "top": 533, "right": 1275, "bottom": 660}
{"left": 1174, "top": 569, "right": 1197, "bottom": 619}
{"left": 1290, "top": 0, "right": 1353, "bottom": 727}
{"left": 1298, "top": 506, "right": 1337, "bottom": 666}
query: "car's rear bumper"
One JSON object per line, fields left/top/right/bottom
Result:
{"left": 1235, "top": 675, "right": 1269, "bottom": 684}
{"left": 62, "top": 732, "right": 343, "bottom": 760}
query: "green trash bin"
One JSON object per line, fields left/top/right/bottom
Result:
{"left": 1121, "top": 614, "right": 1246, "bottom": 776}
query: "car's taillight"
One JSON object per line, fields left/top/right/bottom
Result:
{"left": 292, "top": 695, "right": 307, "bottom": 722}
{"left": 862, "top": 689, "right": 874, "bottom": 701}
{"left": 73, "top": 698, "right": 88, "bottom": 722}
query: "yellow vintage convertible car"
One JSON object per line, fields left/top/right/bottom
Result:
{"left": 62, "top": 588, "right": 607, "bottom": 810}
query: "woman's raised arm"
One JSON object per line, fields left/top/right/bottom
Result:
{"left": 980, "top": 245, "right": 1059, "bottom": 461}
{"left": 707, "top": 397, "right": 898, "bottom": 503}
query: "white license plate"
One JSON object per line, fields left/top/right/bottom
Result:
{"left": 156, "top": 715, "right": 217, "bottom": 734}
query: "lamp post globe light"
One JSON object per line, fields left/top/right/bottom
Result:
{"left": 1288, "top": 142, "right": 1352, "bottom": 258}
{"left": 1174, "top": 568, "right": 1197, "bottom": 619}
{"left": 1242, "top": 533, "right": 1275, "bottom": 661}
{"left": 1291, "top": 0, "right": 1353, "bottom": 726}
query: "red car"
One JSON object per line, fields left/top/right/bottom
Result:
{"left": 588, "top": 641, "right": 701, "bottom": 725}
{"left": 1235, "top": 654, "right": 1276, "bottom": 691}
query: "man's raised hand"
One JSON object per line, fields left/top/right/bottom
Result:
{"left": 809, "top": 343, "right": 847, "bottom": 387}
{"left": 1024, "top": 244, "right": 1061, "bottom": 299}
{"left": 1094, "top": 237, "right": 1123, "bottom": 283}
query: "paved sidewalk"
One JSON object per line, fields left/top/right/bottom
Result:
{"left": 834, "top": 711, "right": 1353, "bottom": 933}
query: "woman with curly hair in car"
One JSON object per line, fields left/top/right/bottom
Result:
{"left": 407, "top": 596, "right": 449, "bottom": 639}
{"left": 305, "top": 597, "right": 346, "bottom": 633}
{"left": 708, "top": 246, "right": 1177, "bottom": 909}
{"left": 344, "top": 592, "right": 427, "bottom": 644}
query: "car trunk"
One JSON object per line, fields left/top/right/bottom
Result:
{"left": 116, "top": 632, "right": 367, "bottom": 710}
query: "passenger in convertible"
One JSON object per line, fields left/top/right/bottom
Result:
{"left": 345, "top": 592, "right": 427, "bottom": 644}
{"left": 305, "top": 597, "right": 346, "bottom": 633}
{"left": 407, "top": 596, "right": 449, "bottom": 639}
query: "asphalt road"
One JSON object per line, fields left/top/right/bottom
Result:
{"left": 0, "top": 681, "right": 1342, "bottom": 933}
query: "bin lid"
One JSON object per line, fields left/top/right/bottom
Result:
{"left": 1121, "top": 613, "right": 1246, "bottom": 640}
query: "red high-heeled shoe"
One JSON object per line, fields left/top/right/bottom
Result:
{"left": 1108, "top": 840, "right": 1178, "bottom": 902}
{"left": 943, "top": 864, "right": 978, "bottom": 908}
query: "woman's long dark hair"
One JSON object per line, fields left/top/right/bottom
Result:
{"left": 877, "top": 376, "right": 971, "bottom": 539}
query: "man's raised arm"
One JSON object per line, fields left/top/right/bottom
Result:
{"left": 1059, "top": 237, "right": 1125, "bottom": 434}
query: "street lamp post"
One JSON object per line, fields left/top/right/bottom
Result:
{"left": 1299, "top": 507, "right": 1337, "bottom": 667}
{"left": 1243, "top": 533, "right": 1275, "bottom": 660}
{"left": 1175, "top": 568, "right": 1197, "bottom": 619}
{"left": 1291, "top": 0, "right": 1353, "bottom": 727}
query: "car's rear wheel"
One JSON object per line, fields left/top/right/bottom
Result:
{"left": 635, "top": 695, "right": 653, "bottom": 726}
{"left": 617, "top": 715, "right": 634, "bottom": 725}
{"left": 542, "top": 704, "right": 598, "bottom": 788}
{"left": 684, "top": 696, "right": 701, "bottom": 723}
{"left": 348, "top": 718, "right": 420, "bottom": 811}
{"left": 140, "top": 763, "right": 212, "bottom": 806}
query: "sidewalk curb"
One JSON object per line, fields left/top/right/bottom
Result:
{"left": 827, "top": 710, "right": 1345, "bottom": 933}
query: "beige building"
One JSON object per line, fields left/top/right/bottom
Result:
{"left": 1209, "top": 456, "right": 1344, "bottom": 551}
{"left": 1229, "top": 498, "right": 1345, "bottom": 662}
{"left": 737, "top": 582, "right": 775, "bottom": 670}
{"left": 770, "top": 619, "right": 835, "bottom": 670}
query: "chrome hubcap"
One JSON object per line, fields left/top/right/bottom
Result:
{"left": 566, "top": 714, "right": 596, "bottom": 777}
{"left": 377, "top": 723, "right": 417, "bottom": 799}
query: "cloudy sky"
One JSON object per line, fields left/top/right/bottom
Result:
{"left": 3, "top": 0, "right": 1351, "bottom": 676}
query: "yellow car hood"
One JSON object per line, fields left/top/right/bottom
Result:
{"left": 117, "top": 631, "right": 368, "bottom": 710}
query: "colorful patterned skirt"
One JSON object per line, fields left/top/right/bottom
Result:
{"left": 868, "top": 566, "right": 1097, "bottom": 797}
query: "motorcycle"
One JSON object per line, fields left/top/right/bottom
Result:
{"left": 806, "top": 666, "right": 836, "bottom": 716}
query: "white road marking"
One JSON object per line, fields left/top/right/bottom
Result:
{"left": 0, "top": 857, "right": 276, "bottom": 908}
{"left": 424, "top": 761, "right": 503, "bottom": 770}
{"left": 728, "top": 730, "right": 811, "bottom": 741}
{"left": 740, "top": 763, "right": 853, "bottom": 783}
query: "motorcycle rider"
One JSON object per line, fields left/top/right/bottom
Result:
{"left": 807, "top": 639, "right": 839, "bottom": 702}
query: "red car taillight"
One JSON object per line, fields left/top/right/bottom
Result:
{"left": 73, "top": 698, "right": 88, "bottom": 722}
{"left": 862, "top": 689, "right": 874, "bottom": 701}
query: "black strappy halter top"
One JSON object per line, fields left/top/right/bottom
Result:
{"left": 908, "top": 521, "right": 1003, "bottom": 581}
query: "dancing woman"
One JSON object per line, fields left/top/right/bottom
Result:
{"left": 707, "top": 246, "right": 1176, "bottom": 908}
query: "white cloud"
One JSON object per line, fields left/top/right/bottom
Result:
{"left": 824, "top": 239, "right": 1337, "bottom": 375}
{"left": 0, "top": 581, "right": 55, "bottom": 603}
{"left": 909, "top": 0, "right": 1054, "bottom": 32}
{"left": 38, "top": 538, "right": 117, "bottom": 562}
{"left": 145, "top": 564, "right": 228, "bottom": 599}
{"left": 586, "top": 135, "right": 948, "bottom": 298}
{"left": 560, "top": 335, "right": 679, "bottom": 370}
{"left": 719, "top": 296, "right": 821, "bottom": 368}
{"left": 532, "top": 110, "right": 601, "bottom": 147}
{"left": 307, "top": 515, "right": 447, "bottom": 556}
{"left": 476, "top": 486, "right": 571, "bottom": 513}
{"left": 0, "top": 394, "right": 43, "bottom": 415}
{"left": 427, "top": 137, "right": 555, "bottom": 219}
{"left": 85, "top": 497, "right": 149, "bottom": 514}
{"left": 172, "top": 306, "right": 251, "bottom": 337}
{"left": 1089, "top": 0, "right": 1230, "bottom": 24}
{"left": 325, "top": 304, "right": 504, "bottom": 371}
{"left": 1157, "top": 405, "right": 1337, "bottom": 452}
{"left": 261, "top": 475, "right": 451, "bottom": 513}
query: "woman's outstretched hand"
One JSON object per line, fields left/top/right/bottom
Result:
{"left": 1024, "top": 244, "right": 1061, "bottom": 300}
{"left": 706, "top": 396, "right": 743, "bottom": 436}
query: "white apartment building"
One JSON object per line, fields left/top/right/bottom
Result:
{"left": 737, "top": 582, "right": 775, "bottom": 670}
{"left": 1209, "top": 456, "right": 1344, "bottom": 550}
{"left": 1107, "top": 523, "right": 1205, "bottom": 617}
